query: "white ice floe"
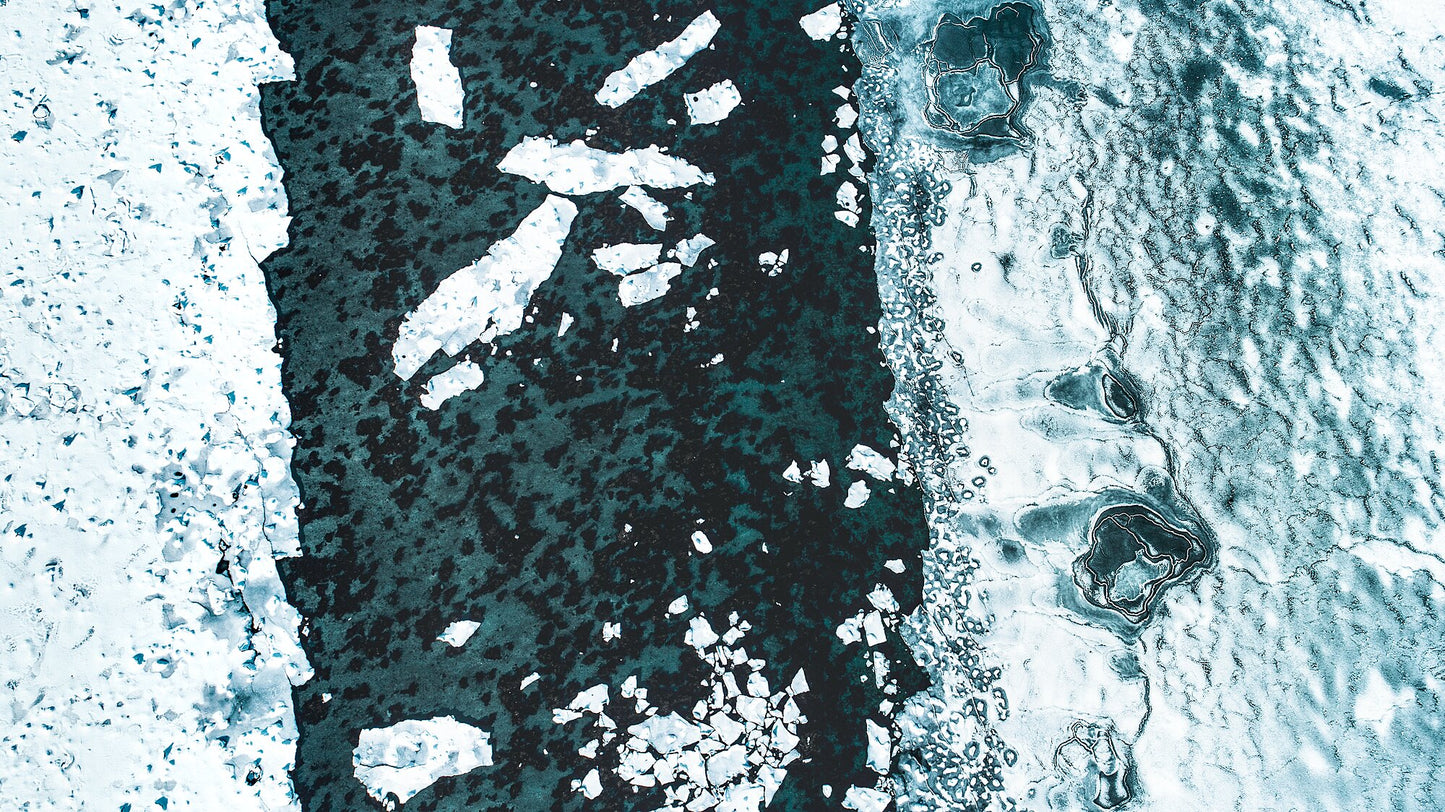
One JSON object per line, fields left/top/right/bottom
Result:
{"left": 685, "top": 79, "right": 742, "bottom": 125}
{"left": 691, "top": 530, "right": 714, "bottom": 553}
{"left": 620, "top": 185, "right": 671, "bottom": 230}
{"left": 520, "top": 672, "right": 541, "bottom": 690}
{"left": 865, "top": 719, "right": 892, "bottom": 774}
{"left": 437, "top": 619, "right": 481, "bottom": 648}
{"left": 500, "top": 136, "right": 713, "bottom": 196}
{"left": 835, "top": 101, "right": 858, "bottom": 129}
{"left": 799, "top": 2, "right": 843, "bottom": 41}
{"left": 758, "top": 249, "right": 790, "bottom": 276}
{"left": 419, "top": 360, "right": 487, "bottom": 409}
{"left": 618, "top": 262, "right": 684, "bottom": 307}
{"left": 883, "top": 559, "right": 905, "bottom": 573}
{"left": 393, "top": 195, "right": 577, "bottom": 381}
{"left": 668, "top": 595, "right": 691, "bottom": 615}
{"left": 671, "top": 233, "right": 716, "bottom": 267}
{"left": 593, "top": 242, "right": 663, "bottom": 275}
{"left": 353, "top": 717, "right": 493, "bottom": 805}
{"left": 782, "top": 460, "right": 804, "bottom": 483}
{"left": 410, "top": 26, "right": 464, "bottom": 128}
{"left": 596, "top": 11, "right": 722, "bottom": 108}
{"left": 846, "top": 444, "right": 896, "bottom": 481}
{"left": 835, "top": 181, "right": 861, "bottom": 227}
{"left": 842, "top": 785, "right": 892, "bottom": 812}
{"left": 558, "top": 312, "right": 575, "bottom": 337}
{"left": 844, "top": 479, "right": 871, "bottom": 508}
{"left": 807, "top": 459, "right": 831, "bottom": 487}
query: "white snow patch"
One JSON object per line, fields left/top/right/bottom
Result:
{"left": 410, "top": 26, "right": 464, "bottom": 128}
{"left": 353, "top": 717, "right": 493, "bottom": 805}
{"left": 596, "top": 11, "right": 722, "bottom": 108}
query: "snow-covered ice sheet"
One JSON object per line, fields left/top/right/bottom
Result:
{"left": 353, "top": 716, "right": 493, "bottom": 805}
{"left": 410, "top": 26, "right": 464, "bottom": 128}
{"left": 595, "top": 10, "right": 722, "bottom": 108}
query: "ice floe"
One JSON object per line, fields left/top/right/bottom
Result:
{"left": 500, "top": 136, "right": 714, "bottom": 196}
{"left": 799, "top": 3, "right": 843, "bottom": 41}
{"left": 393, "top": 195, "right": 577, "bottom": 381}
{"left": 670, "top": 233, "right": 716, "bottom": 266}
{"left": 437, "top": 620, "right": 481, "bottom": 648}
{"left": 593, "top": 242, "right": 664, "bottom": 275}
{"left": 685, "top": 79, "right": 742, "bottom": 125}
{"left": 845, "top": 444, "right": 896, "bottom": 481}
{"left": 844, "top": 479, "right": 871, "bottom": 508}
{"left": 419, "top": 360, "right": 487, "bottom": 410}
{"left": 595, "top": 11, "right": 722, "bottom": 108}
{"left": 353, "top": 717, "right": 493, "bottom": 806}
{"left": 410, "top": 26, "right": 464, "bottom": 128}
{"left": 618, "top": 262, "right": 684, "bottom": 307}
{"left": 619, "top": 185, "right": 671, "bottom": 230}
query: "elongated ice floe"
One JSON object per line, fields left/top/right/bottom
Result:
{"left": 671, "top": 233, "right": 715, "bottom": 267}
{"left": 419, "top": 360, "right": 487, "bottom": 409}
{"left": 845, "top": 444, "right": 895, "bottom": 481}
{"left": 685, "top": 79, "right": 742, "bottom": 125}
{"left": 595, "top": 10, "right": 721, "bottom": 108}
{"left": 619, "top": 186, "right": 671, "bottom": 229}
{"left": 410, "top": 26, "right": 464, "bottom": 128}
{"left": 353, "top": 717, "right": 493, "bottom": 805}
{"left": 593, "top": 242, "right": 663, "bottom": 275}
{"left": 618, "top": 262, "right": 683, "bottom": 307}
{"left": 799, "top": 2, "right": 842, "bottom": 41}
{"left": 499, "top": 136, "right": 713, "bottom": 196}
{"left": 393, "top": 195, "right": 577, "bottom": 381}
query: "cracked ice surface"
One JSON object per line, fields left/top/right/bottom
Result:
{"left": 595, "top": 10, "right": 722, "bottom": 108}
{"left": 352, "top": 717, "right": 493, "bottom": 805}
{"left": 410, "top": 26, "right": 464, "bottom": 128}
{"left": 0, "top": 0, "right": 308, "bottom": 808}
{"left": 850, "top": 0, "right": 1445, "bottom": 808}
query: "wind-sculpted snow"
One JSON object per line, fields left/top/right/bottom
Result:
{"left": 850, "top": 0, "right": 1445, "bottom": 809}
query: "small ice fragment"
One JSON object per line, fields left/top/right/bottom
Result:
{"left": 835, "top": 102, "right": 858, "bottom": 129}
{"left": 619, "top": 263, "right": 683, "bottom": 307}
{"left": 821, "top": 153, "right": 841, "bottom": 175}
{"left": 437, "top": 619, "right": 481, "bottom": 648}
{"left": 865, "top": 719, "right": 892, "bottom": 773}
{"left": 844, "top": 480, "right": 870, "bottom": 509}
{"left": 593, "top": 243, "right": 663, "bottom": 275}
{"left": 596, "top": 11, "right": 722, "bottom": 108}
{"left": 691, "top": 530, "right": 713, "bottom": 553}
{"left": 671, "top": 233, "right": 716, "bottom": 267}
{"left": 569, "top": 684, "right": 610, "bottom": 713}
{"left": 620, "top": 186, "right": 671, "bottom": 230}
{"left": 629, "top": 712, "right": 702, "bottom": 754}
{"left": 602, "top": 621, "right": 622, "bottom": 642}
{"left": 842, "top": 785, "right": 892, "bottom": 812}
{"left": 867, "top": 584, "right": 899, "bottom": 613}
{"left": 843, "top": 133, "right": 866, "bottom": 166}
{"left": 499, "top": 136, "right": 713, "bottom": 196}
{"left": 883, "top": 558, "right": 905, "bottom": 573}
{"left": 353, "top": 717, "right": 492, "bottom": 805}
{"left": 832, "top": 84, "right": 852, "bottom": 99}
{"left": 419, "top": 361, "right": 487, "bottom": 410}
{"left": 782, "top": 461, "right": 804, "bottom": 483}
{"left": 846, "top": 444, "right": 896, "bottom": 480}
{"left": 799, "top": 2, "right": 843, "bottom": 41}
{"left": 686, "top": 616, "right": 719, "bottom": 650}
{"left": 520, "top": 672, "right": 541, "bottom": 690}
{"left": 822, "top": 134, "right": 839, "bottom": 152}
{"left": 807, "top": 459, "right": 831, "bottom": 488}
{"left": 667, "top": 595, "right": 690, "bottom": 615}
{"left": 685, "top": 79, "right": 742, "bottom": 125}
{"left": 393, "top": 196, "right": 577, "bottom": 381}
{"left": 836, "top": 181, "right": 861, "bottom": 213}
{"left": 836, "top": 210, "right": 860, "bottom": 228}
{"left": 558, "top": 312, "right": 574, "bottom": 337}
{"left": 862, "top": 611, "right": 886, "bottom": 646}
{"left": 579, "top": 768, "right": 602, "bottom": 799}
{"left": 836, "top": 613, "right": 863, "bottom": 646}
{"left": 410, "top": 26, "right": 464, "bottom": 128}
{"left": 789, "top": 670, "right": 810, "bottom": 695}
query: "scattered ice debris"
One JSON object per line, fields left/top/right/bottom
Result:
{"left": 671, "top": 233, "right": 716, "bottom": 266}
{"left": 685, "top": 79, "right": 742, "bottom": 125}
{"left": 558, "top": 312, "right": 575, "bottom": 337}
{"left": 668, "top": 595, "right": 691, "bottom": 615}
{"left": 352, "top": 717, "right": 493, "bottom": 806}
{"left": 799, "top": 2, "right": 843, "bottom": 41}
{"left": 437, "top": 619, "right": 481, "bottom": 648}
{"left": 618, "top": 262, "right": 684, "bottom": 307}
{"left": 782, "top": 460, "right": 804, "bottom": 483}
{"left": 393, "top": 195, "right": 577, "bottom": 381}
{"left": 520, "top": 672, "right": 542, "bottom": 690}
{"left": 419, "top": 360, "right": 487, "bottom": 410}
{"left": 499, "top": 136, "right": 713, "bottom": 196}
{"left": 842, "top": 785, "right": 892, "bottom": 812}
{"left": 593, "top": 242, "right": 663, "bottom": 275}
{"left": 556, "top": 613, "right": 809, "bottom": 810}
{"left": 691, "top": 530, "right": 714, "bottom": 553}
{"left": 410, "top": 26, "right": 464, "bottom": 128}
{"left": 758, "top": 249, "right": 789, "bottom": 276}
{"left": 845, "top": 444, "right": 896, "bottom": 481}
{"left": 596, "top": 11, "right": 722, "bottom": 108}
{"left": 844, "top": 480, "right": 871, "bottom": 508}
{"left": 620, "top": 185, "right": 671, "bottom": 230}
{"left": 807, "top": 459, "right": 831, "bottom": 488}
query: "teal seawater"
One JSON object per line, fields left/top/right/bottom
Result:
{"left": 259, "top": 0, "right": 928, "bottom": 809}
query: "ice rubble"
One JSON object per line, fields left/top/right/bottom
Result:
{"left": 596, "top": 10, "right": 722, "bottom": 108}
{"left": 352, "top": 716, "right": 493, "bottom": 805}
{"left": 392, "top": 195, "right": 578, "bottom": 381}
{"left": 685, "top": 79, "right": 742, "bottom": 126}
{"left": 849, "top": 0, "right": 1445, "bottom": 808}
{"left": 410, "top": 26, "right": 464, "bottom": 128}
{"left": 499, "top": 136, "right": 715, "bottom": 196}
{"left": 553, "top": 612, "right": 809, "bottom": 810}
{"left": 0, "top": 0, "right": 307, "bottom": 808}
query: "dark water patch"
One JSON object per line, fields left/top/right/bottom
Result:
{"left": 259, "top": 0, "right": 928, "bottom": 808}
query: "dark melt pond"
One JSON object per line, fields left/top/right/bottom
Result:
{"left": 258, "top": 0, "right": 930, "bottom": 808}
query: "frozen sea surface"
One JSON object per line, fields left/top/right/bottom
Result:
{"left": 851, "top": 0, "right": 1445, "bottom": 809}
